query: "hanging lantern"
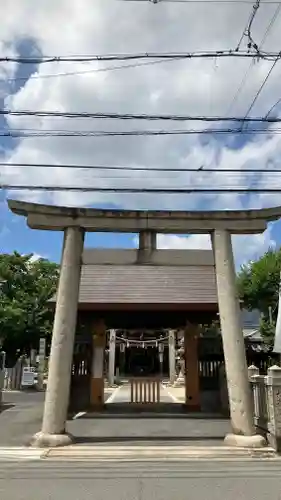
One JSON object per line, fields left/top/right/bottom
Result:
{"left": 120, "top": 343, "right": 125, "bottom": 353}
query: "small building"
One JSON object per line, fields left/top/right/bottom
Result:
{"left": 63, "top": 245, "right": 219, "bottom": 411}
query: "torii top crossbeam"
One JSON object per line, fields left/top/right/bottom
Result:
{"left": 7, "top": 199, "right": 281, "bottom": 234}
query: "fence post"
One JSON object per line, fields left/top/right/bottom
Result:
{"left": 0, "top": 352, "right": 5, "bottom": 404}
{"left": 248, "top": 364, "right": 259, "bottom": 418}
{"left": 266, "top": 365, "right": 281, "bottom": 452}
{"left": 248, "top": 365, "right": 259, "bottom": 379}
{"left": 248, "top": 365, "right": 264, "bottom": 430}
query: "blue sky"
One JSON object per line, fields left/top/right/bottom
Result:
{"left": 1, "top": 1, "right": 281, "bottom": 265}
{"left": 0, "top": 200, "right": 138, "bottom": 261}
{"left": 1, "top": 198, "right": 280, "bottom": 265}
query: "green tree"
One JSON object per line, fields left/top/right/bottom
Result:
{"left": 237, "top": 248, "right": 281, "bottom": 344}
{"left": 0, "top": 252, "right": 59, "bottom": 365}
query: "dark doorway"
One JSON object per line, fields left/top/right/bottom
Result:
{"left": 125, "top": 347, "right": 159, "bottom": 376}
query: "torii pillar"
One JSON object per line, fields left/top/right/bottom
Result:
{"left": 31, "top": 227, "right": 84, "bottom": 447}
{"left": 212, "top": 229, "right": 265, "bottom": 448}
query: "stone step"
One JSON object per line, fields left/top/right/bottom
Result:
{"left": 0, "top": 447, "right": 44, "bottom": 461}
{"left": 44, "top": 445, "right": 276, "bottom": 461}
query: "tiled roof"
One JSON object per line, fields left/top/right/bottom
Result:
{"left": 78, "top": 264, "right": 217, "bottom": 304}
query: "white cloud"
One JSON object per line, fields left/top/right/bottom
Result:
{"left": 29, "top": 253, "right": 46, "bottom": 262}
{"left": 1, "top": 0, "right": 281, "bottom": 263}
{"left": 157, "top": 225, "right": 276, "bottom": 268}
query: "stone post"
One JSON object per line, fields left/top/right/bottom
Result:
{"left": 138, "top": 230, "right": 157, "bottom": 263}
{"left": 30, "top": 349, "right": 37, "bottom": 366}
{"left": 247, "top": 365, "right": 269, "bottom": 435}
{"left": 266, "top": 365, "right": 281, "bottom": 452}
{"left": 91, "top": 319, "right": 106, "bottom": 407}
{"left": 212, "top": 229, "right": 265, "bottom": 448}
{"left": 31, "top": 227, "right": 84, "bottom": 448}
{"left": 37, "top": 337, "right": 46, "bottom": 391}
{"left": 168, "top": 330, "right": 176, "bottom": 385}
{"left": 184, "top": 323, "right": 200, "bottom": 411}
{"left": 173, "top": 336, "right": 185, "bottom": 387}
{"left": 108, "top": 329, "right": 116, "bottom": 387}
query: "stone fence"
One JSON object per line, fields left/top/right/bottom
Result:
{"left": 248, "top": 365, "right": 281, "bottom": 452}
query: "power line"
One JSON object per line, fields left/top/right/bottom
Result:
{"left": 1, "top": 50, "right": 281, "bottom": 64}
{"left": 257, "top": 2, "right": 281, "bottom": 46}
{"left": 3, "top": 109, "right": 281, "bottom": 122}
{"left": 6, "top": 58, "right": 182, "bottom": 84}
{"left": 1, "top": 185, "right": 281, "bottom": 193}
{"left": 2, "top": 175, "right": 279, "bottom": 183}
{"left": 236, "top": 0, "right": 260, "bottom": 52}
{"left": 114, "top": 0, "right": 281, "bottom": 4}
{"left": 226, "top": 2, "right": 281, "bottom": 114}
{"left": 244, "top": 0, "right": 261, "bottom": 53}
{"left": 2, "top": 162, "right": 281, "bottom": 172}
{"left": 243, "top": 57, "right": 279, "bottom": 120}
{"left": 241, "top": 1, "right": 281, "bottom": 121}
{"left": 0, "top": 127, "right": 280, "bottom": 137}
{"left": 265, "top": 95, "right": 281, "bottom": 117}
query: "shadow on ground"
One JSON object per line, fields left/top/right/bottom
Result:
{"left": 70, "top": 403, "right": 229, "bottom": 419}
{"left": 0, "top": 404, "right": 14, "bottom": 414}
{"left": 67, "top": 413, "right": 231, "bottom": 447}
{"left": 0, "top": 391, "right": 231, "bottom": 447}
{"left": 73, "top": 434, "right": 227, "bottom": 445}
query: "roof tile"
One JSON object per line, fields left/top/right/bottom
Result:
{"left": 79, "top": 264, "right": 217, "bottom": 304}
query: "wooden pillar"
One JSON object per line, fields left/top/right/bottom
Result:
{"left": 184, "top": 323, "right": 200, "bottom": 411}
{"left": 91, "top": 319, "right": 106, "bottom": 408}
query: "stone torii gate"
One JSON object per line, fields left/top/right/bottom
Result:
{"left": 7, "top": 199, "right": 281, "bottom": 448}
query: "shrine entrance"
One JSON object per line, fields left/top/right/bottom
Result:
{"left": 8, "top": 199, "right": 276, "bottom": 448}
{"left": 69, "top": 309, "right": 221, "bottom": 415}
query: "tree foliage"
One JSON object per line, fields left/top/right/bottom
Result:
{"left": 237, "top": 248, "right": 281, "bottom": 344}
{"left": 0, "top": 252, "right": 59, "bottom": 365}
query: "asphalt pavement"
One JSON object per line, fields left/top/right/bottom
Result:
{"left": 0, "top": 458, "right": 281, "bottom": 500}
{"left": 0, "top": 386, "right": 231, "bottom": 447}
{"left": 0, "top": 388, "right": 279, "bottom": 499}
{"left": 68, "top": 384, "right": 231, "bottom": 446}
{"left": 0, "top": 391, "right": 45, "bottom": 446}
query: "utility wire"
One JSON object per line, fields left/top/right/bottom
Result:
{"left": 1, "top": 174, "right": 279, "bottom": 182}
{"left": 243, "top": 57, "right": 279, "bottom": 119}
{"left": 2, "top": 162, "right": 281, "bottom": 172}
{"left": 115, "top": 0, "right": 281, "bottom": 4}
{"left": 239, "top": 1, "right": 281, "bottom": 121}
{"left": 265, "top": 95, "right": 281, "bottom": 117}
{"left": 1, "top": 127, "right": 280, "bottom": 137}
{"left": 236, "top": 0, "right": 260, "bottom": 52}
{"left": 245, "top": 0, "right": 261, "bottom": 53}
{"left": 1, "top": 185, "right": 281, "bottom": 193}
{"left": 6, "top": 58, "right": 182, "bottom": 84}
{"left": 3, "top": 109, "right": 281, "bottom": 122}
{"left": 226, "top": 3, "right": 281, "bottom": 114}
{"left": 1, "top": 50, "right": 281, "bottom": 64}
